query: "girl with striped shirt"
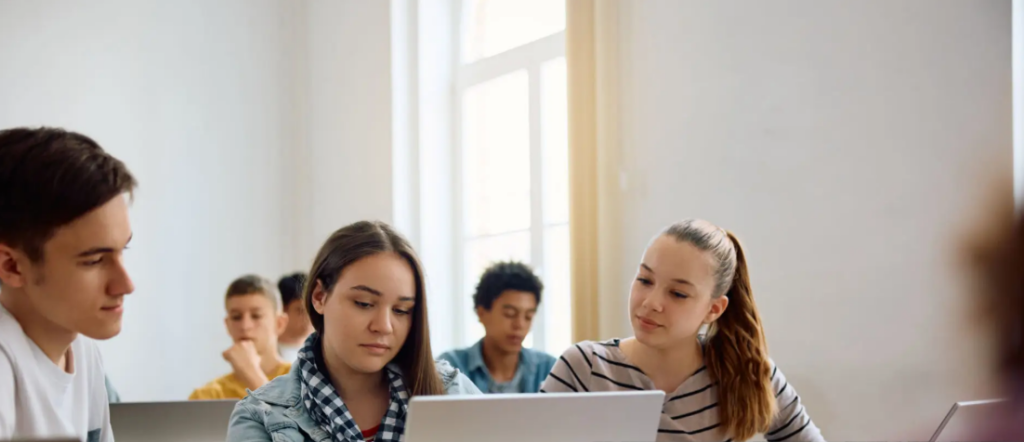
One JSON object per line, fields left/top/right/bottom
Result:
{"left": 542, "top": 219, "right": 823, "bottom": 442}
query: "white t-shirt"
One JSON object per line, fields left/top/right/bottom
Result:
{"left": 0, "top": 304, "right": 112, "bottom": 442}
{"left": 278, "top": 343, "right": 300, "bottom": 362}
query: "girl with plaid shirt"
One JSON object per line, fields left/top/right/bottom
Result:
{"left": 227, "top": 221, "right": 480, "bottom": 442}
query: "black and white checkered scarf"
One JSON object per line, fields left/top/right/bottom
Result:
{"left": 297, "top": 332, "right": 410, "bottom": 442}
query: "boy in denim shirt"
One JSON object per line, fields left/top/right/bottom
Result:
{"left": 440, "top": 261, "right": 556, "bottom": 393}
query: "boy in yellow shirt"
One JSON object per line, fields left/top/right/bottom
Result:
{"left": 189, "top": 275, "right": 291, "bottom": 400}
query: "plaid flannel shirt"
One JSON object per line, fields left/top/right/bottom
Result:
{"left": 297, "top": 334, "right": 410, "bottom": 442}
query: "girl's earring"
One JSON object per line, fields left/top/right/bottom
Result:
{"left": 697, "top": 322, "right": 710, "bottom": 345}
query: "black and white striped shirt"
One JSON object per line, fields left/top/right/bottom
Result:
{"left": 540, "top": 339, "right": 823, "bottom": 442}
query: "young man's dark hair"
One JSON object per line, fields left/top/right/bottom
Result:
{"left": 440, "top": 261, "right": 555, "bottom": 394}
{"left": 275, "top": 272, "right": 312, "bottom": 361}
{"left": 0, "top": 126, "right": 137, "bottom": 441}
{"left": 472, "top": 261, "right": 544, "bottom": 310}
{"left": 0, "top": 127, "right": 137, "bottom": 262}
{"left": 277, "top": 272, "right": 307, "bottom": 308}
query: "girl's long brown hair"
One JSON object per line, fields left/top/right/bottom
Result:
{"left": 303, "top": 220, "right": 445, "bottom": 396}
{"left": 664, "top": 220, "right": 776, "bottom": 440}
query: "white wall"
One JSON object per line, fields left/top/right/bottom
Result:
{"left": 1015, "top": 0, "right": 1024, "bottom": 209}
{"left": 611, "top": 1, "right": 1011, "bottom": 439}
{"left": 297, "top": 0, "right": 395, "bottom": 263}
{"left": 0, "top": 0, "right": 394, "bottom": 401}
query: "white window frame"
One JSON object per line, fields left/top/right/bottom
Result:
{"left": 450, "top": 0, "right": 567, "bottom": 352}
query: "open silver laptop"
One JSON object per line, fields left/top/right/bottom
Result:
{"left": 405, "top": 391, "right": 665, "bottom": 442}
{"left": 3, "top": 439, "right": 77, "bottom": 442}
{"left": 928, "top": 398, "right": 1008, "bottom": 442}
{"left": 3, "top": 439, "right": 77, "bottom": 441}
{"left": 109, "top": 400, "right": 237, "bottom": 442}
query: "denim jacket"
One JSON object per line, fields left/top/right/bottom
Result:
{"left": 438, "top": 339, "right": 557, "bottom": 393}
{"left": 226, "top": 359, "right": 481, "bottom": 442}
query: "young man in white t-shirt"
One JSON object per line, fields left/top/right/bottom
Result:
{"left": 0, "top": 127, "right": 137, "bottom": 442}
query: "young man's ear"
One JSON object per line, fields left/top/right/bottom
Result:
{"left": 475, "top": 305, "right": 487, "bottom": 323}
{"left": 276, "top": 313, "right": 289, "bottom": 336}
{"left": 0, "top": 244, "right": 28, "bottom": 289}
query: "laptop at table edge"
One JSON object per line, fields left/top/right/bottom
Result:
{"left": 928, "top": 398, "right": 1008, "bottom": 442}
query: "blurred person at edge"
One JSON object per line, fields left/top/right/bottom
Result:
{"left": 961, "top": 184, "right": 1024, "bottom": 440}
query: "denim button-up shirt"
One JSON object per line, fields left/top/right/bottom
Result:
{"left": 226, "top": 360, "right": 480, "bottom": 442}
{"left": 438, "top": 339, "right": 557, "bottom": 394}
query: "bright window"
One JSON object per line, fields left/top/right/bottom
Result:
{"left": 455, "top": 0, "right": 570, "bottom": 355}
{"left": 462, "top": 0, "right": 566, "bottom": 63}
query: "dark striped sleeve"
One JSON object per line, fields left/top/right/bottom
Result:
{"left": 765, "top": 363, "right": 824, "bottom": 442}
{"left": 539, "top": 342, "right": 593, "bottom": 393}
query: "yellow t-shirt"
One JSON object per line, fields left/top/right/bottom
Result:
{"left": 188, "top": 363, "right": 291, "bottom": 400}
